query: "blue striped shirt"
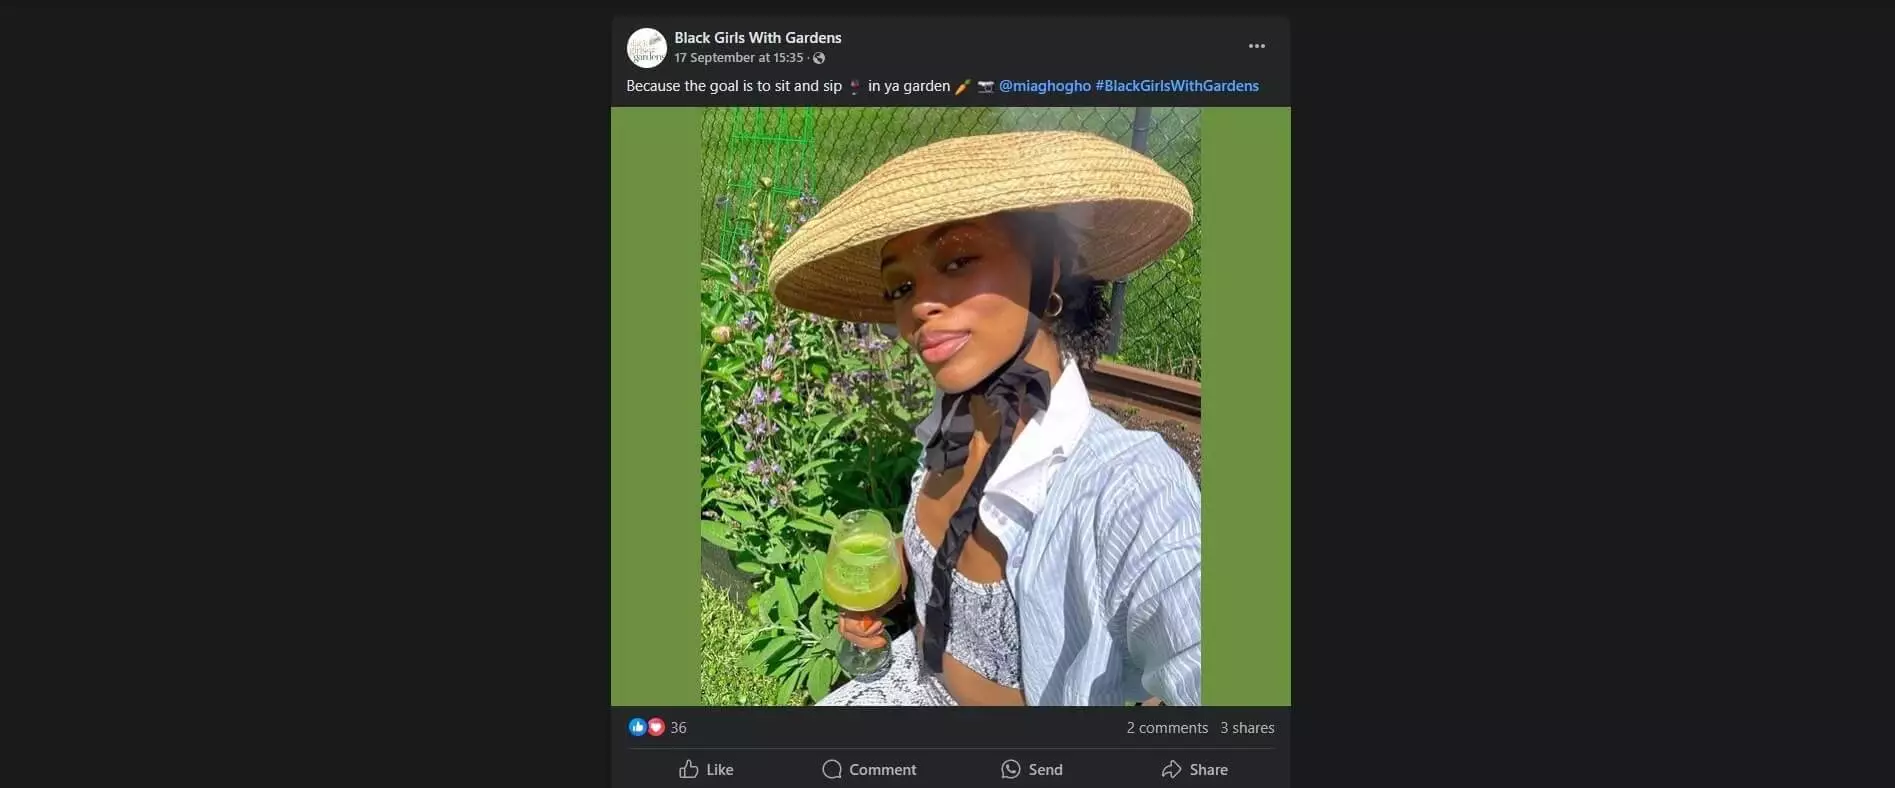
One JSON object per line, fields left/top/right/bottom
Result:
{"left": 911, "top": 358, "right": 1203, "bottom": 705}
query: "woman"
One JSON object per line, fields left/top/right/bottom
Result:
{"left": 769, "top": 131, "right": 1203, "bottom": 706}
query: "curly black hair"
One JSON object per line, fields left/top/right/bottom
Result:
{"left": 992, "top": 210, "right": 1116, "bottom": 370}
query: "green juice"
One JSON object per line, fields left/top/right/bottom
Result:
{"left": 823, "top": 532, "right": 901, "bottom": 612}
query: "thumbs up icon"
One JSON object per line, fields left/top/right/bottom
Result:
{"left": 679, "top": 759, "right": 700, "bottom": 779}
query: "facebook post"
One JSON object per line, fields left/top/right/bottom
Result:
{"left": 615, "top": 15, "right": 1290, "bottom": 786}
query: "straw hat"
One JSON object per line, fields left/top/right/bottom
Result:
{"left": 767, "top": 130, "right": 1195, "bottom": 323}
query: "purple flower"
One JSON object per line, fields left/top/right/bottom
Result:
{"left": 738, "top": 241, "right": 756, "bottom": 268}
{"left": 782, "top": 223, "right": 795, "bottom": 236}
{"left": 735, "top": 412, "right": 752, "bottom": 428}
{"left": 780, "top": 337, "right": 795, "bottom": 356}
{"left": 750, "top": 385, "right": 767, "bottom": 406}
{"left": 737, "top": 311, "right": 760, "bottom": 332}
{"left": 768, "top": 495, "right": 782, "bottom": 510}
{"left": 763, "top": 334, "right": 777, "bottom": 351}
{"left": 800, "top": 190, "right": 821, "bottom": 210}
{"left": 759, "top": 354, "right": 776, "bottom": 373}
{"left": 747, "top": 458, "right": 765, "bottom": 475}
{"left": 768, "top": 388, "right": 783, "bottom": 404}
{"left": 729, "top": 272, "right": 743, "bottom": 290}
{"left": 769, "top": 460, "right": 784, "bottom": 476}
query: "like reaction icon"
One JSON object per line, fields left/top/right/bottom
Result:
{"left": 679, "top": 759, "right": 700, "bottom": 779}
{"left": 627, "top": 717, "right": 647, "bottom": 737}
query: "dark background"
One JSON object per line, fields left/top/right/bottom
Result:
{"left": 8, "top": 8, "right": 1892, "bottom": 786}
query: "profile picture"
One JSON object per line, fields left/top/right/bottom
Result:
{"left": 626, "top": 27, "right": 666, "bottom": 68}
{"left": 696, "top": 107, "right": 1210, "bottom": 706}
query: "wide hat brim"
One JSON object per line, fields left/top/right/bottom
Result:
{"left": 767, "top": 130, "right": 1195, "bottom": 323}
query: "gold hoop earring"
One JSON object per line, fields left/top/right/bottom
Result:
{"left": 1045, "top": 292, "right": 1064, "bottom": 318}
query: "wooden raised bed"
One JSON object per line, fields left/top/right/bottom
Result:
{"left": 1083, "top": 361, "right": 1201, "bottom": 433}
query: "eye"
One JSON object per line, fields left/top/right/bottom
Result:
{"left": 943, "top": 255, "right": 978, "bottom": 271}
{"left": 882, "top": 281, "right": 913, "bottom": 301}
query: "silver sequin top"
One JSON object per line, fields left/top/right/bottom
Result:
{"left": 903, "top": 499, "right": 1024, "bottom": 688}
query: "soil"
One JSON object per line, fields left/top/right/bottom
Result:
{"left": 1098, "top": 404, "right": 1203, "bottom": 483}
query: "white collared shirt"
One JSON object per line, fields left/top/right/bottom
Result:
{"left": 911, "top": 358, "right": 1204, "bottom": 705}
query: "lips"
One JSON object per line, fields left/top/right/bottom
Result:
{"left": 916, "top": 330, "right": 971, "bottom": 364}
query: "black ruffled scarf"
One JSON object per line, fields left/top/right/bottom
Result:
{"left": 917, "top": 312, "right": 1052, "bottom": 675}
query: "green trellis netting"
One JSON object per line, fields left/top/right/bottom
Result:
{"left": 701, "top": 107, "right": 1203, "bottom": 382}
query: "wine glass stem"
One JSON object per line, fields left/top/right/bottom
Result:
{"left": 841, "top": 632, "right": 891, "bottom": 676}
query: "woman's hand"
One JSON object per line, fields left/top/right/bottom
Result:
{"left": 839, "top": 599, "right": 901, "bottom": 650}
{"left": 839, "top": 551, "right": 907, "bottom": 650}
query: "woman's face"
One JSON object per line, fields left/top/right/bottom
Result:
{"left": 880, "top": 216, "right": 1039, "bottom": 394}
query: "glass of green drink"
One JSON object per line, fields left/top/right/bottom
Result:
{"left": 822, "top": 509, "right": 902, "bottom": 677}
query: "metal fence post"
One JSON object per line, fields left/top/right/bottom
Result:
{"left": 1108, "top": 107, "right": 1154, "bottom": 356}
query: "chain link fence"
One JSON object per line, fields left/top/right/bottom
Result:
{"left": 700, "top": 107, "right": 1203, "bottom": 381}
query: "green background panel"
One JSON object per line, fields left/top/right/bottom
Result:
{"left": 1201, "top": 107, "right": 1292, "bottom": 705}
{"left": 612, "top": 108, "right": 703, "bottom": 706}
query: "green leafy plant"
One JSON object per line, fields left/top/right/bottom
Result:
{"left": 700, "top": 577, "right": 804, "bottom": 706}
{"left": 1117, "top": 246, "right": 1202, "bottom": 380}
{"left": 699, "top": 184, "right": 932, "bottom": 704}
